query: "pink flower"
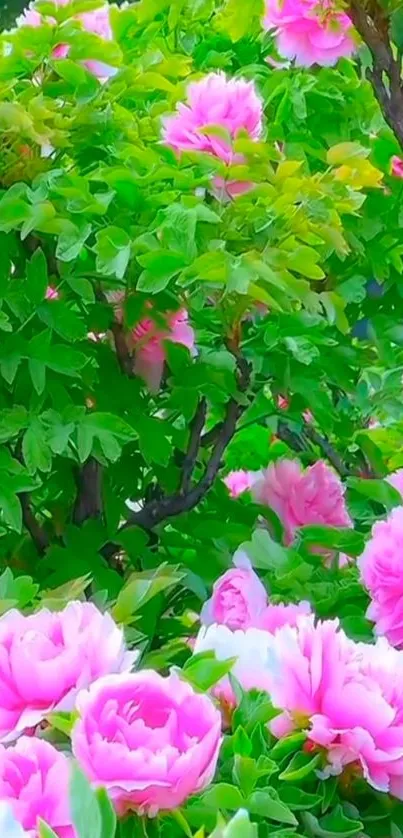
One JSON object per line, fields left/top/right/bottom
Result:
{"left": 256, "top": 600, "right": 311, "bottom": 631}
{"left": 264, "top": 616, "right": 403, "bottom": 797}
{"left": 223, "top": 470, "right": 261, "bottom": 498}
{"left": 387, "top": 469, "right": 403, "bottom": 498}
{"left": 252, "top": 459, "right": 352, "bottom": 544}
{"left": 130, "top": 308, "right": 195, "bottom": 392}
{"left": 0, "top": 602, "right": 136, "bottom": 742}
{"left": 162, "top": 73, "right": 263, "bottom": 196}
{"left": 200, "top": 560, "right": 268, "bottom": 630}
{"left": 16, "top": 3, "right": 115, "bottom": 79}
{"left": 45, "top": 286, "right": 59, "bottom": 301}
{"left": 0, "top": 736, "right": 74, "bottom": 837}
{"left": 163, "top": 73, "right": 262, "bottom": 162}
{"left": 391, "top": 156, "right": 403, "bottom": 178}
{"left": 359, "top": 505, "right": 403, "bottom": 648}
{"left": 72, "top": 671, "right": 222, "bottom": 817}
{"left": 79, "top": 7, "right": 116, "bottom": 79}
{"left": 263, "top": 0, "right": 355, "bottom": 67}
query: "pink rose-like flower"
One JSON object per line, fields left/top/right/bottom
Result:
{"left": 16, "top": 3, "right": 116, "bottom": 79}
{"left": 252, "top": 459, "right": 352, "bottom": 545}
{"left": 0, "top": 602, "right": 136, "bottom": 743}
{"left": 200, "top": 560, "right": 268, "bottom": 630}
{"left": 263, "top": 0, "right": 355, "bottom": 67}
{"left": 264, "top": 616, "right": 403, "bottom": 797}
{"left": 256, "top": 600, "right": 311, "bottom": 632}
{"left": 45, "top": 286, "right": 59, "bottom": 301}
{"left": 0, "top": 736, "right": 74, "bottom": 838}
{"left": 391, "top": 156, "right": 403, "bottom": 179}
{"left": 359, "top": 505, "right": 403, "bottom": 648}
{"left": 223, "top": 470, "right": 261, "bottom": 498}
{"left": 130, "top": 308, "right": 196, "bottom": 392}
{"left": 72, "top": 671, "right": 222, "bottom": 817}
{"left": 162, "top": 73, "right": 263, "bottom": 197}
{"left": 387, "top": 469, "right": 403, "bottom": 498}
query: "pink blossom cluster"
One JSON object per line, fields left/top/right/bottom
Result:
{"left": 17, "top": 2, "right": 116, "bottom": 79}
{"left": 263, "top": 0, "right": 355, "bottom": 67}
{"left": 0, "top": 601, "right": 221, "bottom": 834}
{"left": 224, "top": 458, "right": 351, "bottom": 546}
{"left": 196, "top": 551, "right": 311, "bottom": 710}
{"left": 359, "top": 503, "right": 403, "bottom": 648}
{"left": 162, "top": 72, "right": 263, "bottom": 197}
{"left": 107, "top": 293, "right": 196, "bottom": 392}
{"left": 261, "top": 615, "right": 403, "bottom": 799}
{"left": 200, "top": 549, "right": 310, "bottom": 633}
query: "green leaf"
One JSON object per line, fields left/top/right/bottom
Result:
{"left": 347, "top": 477, "right": 402, "bottom": 510}
{"left": 26, "top": 248, "right": 48, "bottom": 305}
{"left": 137, "top": 250, "right": 187, "bottom": 293}
{"left": 96, "top": 787, "right": 117, "bottom": 838}
{"left": 39, "top": 822, "right": 59, "bottom": 838}
{"left": 0, "top": 486, "right": 22, "bottom": 532}
{"left": 70, "top": 764, "right": 102, "bottom": 838}
{"left": 247, "top": 788, "right": 298, "bottom": 825}
{"left": 391, "top": 8, "right": 403, "bottom": 49}
{"left": 94, "top": 227, "right": 131, "bottom": 279}
{"left": 56, "top": 223, "right": 91, "bottom": 262}
{"left": 112, "top": 563, "right": 184, "bottom": 622}
{"left": 201, "top": 783, "right": 245, "bottom": 811}
{"left": 279, "top": 750, "right": 321, "bottom": 782}
{"left": 182, "top": 651, "right": 237, "bottom": 692}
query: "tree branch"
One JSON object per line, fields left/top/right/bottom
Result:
{"left": 304, "top": 426, "right": 350, "bottom": 478}
{"left": 349, "top": 0, "right": 403, "bottom": 149}
{"left": 180, "top": 397, "right": 207, "bottom": 494}
{"left": 20, "top": 493, "right": 49, "bottom": 555}
{"left": 73, "top": 458, "right": 103, "bottom": 525}
{"left": 102, "top": 351, "right": 251, "bottom": 558}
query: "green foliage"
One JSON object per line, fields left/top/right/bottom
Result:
{"left": 1, "top": 0, "right": 403, "bottom": 836}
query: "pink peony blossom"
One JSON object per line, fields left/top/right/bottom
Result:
{"left": 0, "top": 736, "right": 74, "bottom": 837}
{"left": 130, "top": 308, "right": 196, "bottom": 392}
{"left": 45, "top": 286, "right": 59, "bottom": 300}
{"left": 0, "top": 602, "right": 136, "bottom": 743}
{"left": 193, "top": 624, "right": 274, "bottom": 709}
{"left": 256, "top": 600, "right": 311, "bottom": 631}
{"left": 162, "top": 73, "right": 263, "bottom": 197}
{"left": 263, "top": 0, "right": 355, "bottom": 67}
{"left": 264, "top": 616, "right": 403, "bottom": 796}
{"left": 387, "top": 469, "right": 403, "bottom": 498}
{"left": 223, "top": 469, "right": 261, "bottom": 498}
{"left": 16, "top": 3, "right": 115, "bottom": 79}
{"left": 391, "top": 156, "right": 403, "bottom": 179}
{"left": 200, "top": 560, "right": 268, "bottom": 630}
{"left": 162, "top": 73, "right": 263, "bottom": 162}
{"left": 358, "top": 505, "right": 403, "bottom": 648}
{"left": 72, "top": 671, "right": 222, "bottom": 817}
{"left": 252, "top": 459, "right": 352, "bottom": 544}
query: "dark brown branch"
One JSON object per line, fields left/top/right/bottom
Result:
{"left": 102, "top": 352, "right": 251, "bottom": 558}
{"left": 304, "top": 425, "right": 350, "bottom": 478}
{"left": 111, "top": 321, "right": 133, "bottom": 377}
{"left": 180, "top": 397, "right": 207, "bottom": 494}
{"left": 349, "top": 0, "right": 403, "bottom": 149}
{"left": 20, "top": 493, "right": 49, "bottom": 555}
{"left": 12, "top": 440, "right": 50, "bottom": 555}
{"left": 73, "top": 458, "right": 103, "bottom": 525}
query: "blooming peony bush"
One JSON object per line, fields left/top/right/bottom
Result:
{"left": 1, "top": 0, "right": 403, "bottom": 835}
